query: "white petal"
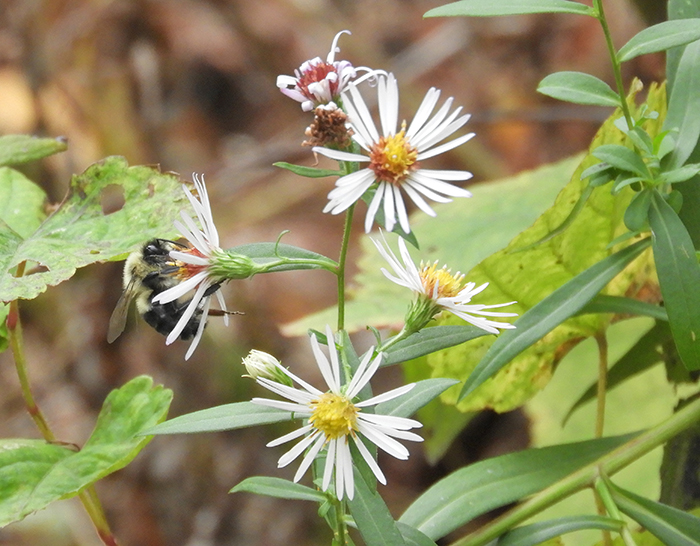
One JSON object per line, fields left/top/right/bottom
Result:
{"left": 278, "top": 430, "right": 318, "bottom": 469}
{"left": 310, "top": 329, "right": 339, "bottom": 392}
{"left": 418, "top": 169, "right": 474, "bottom": 181}
{"left": 267, "top": 423, "right": 314, "bottom": 447}
{"left": 252, "top": 397, "right": 310, "bottom": 413}
{"left": 337, "top": 440, "right": 354, "bottom": 500}
{"left": 358, "top": 412, "right": 422, "bottom": 431}
{"left": 324, "top": 325, "right": 342, "bottom": 392}
{"left": 152, "top": 272, "right": 207, "bottom": 304}
{"left": 356, "top": 382, "right": 416, "bottom": 407}
{"left": 378, "top": 73, "right": 399, "bottom": 137}
{"left": 382, "top": 182, "right": 396, "bottom": 232}
{"left": 416, "top": 132, "right": 475, "bottom": 160}
{"left": 256, "top": 377, "right": 316, "bottom": 404}
{"left": 392, "top": 185, "right": 411, "bottom": 233}
{"left": 322, "top": 437, "right": 337, "bottom": 492}
{"left": 352, "top": 435, "right": 386, "bottom": 485}
{"left": 406, "top": 87, "right": 440, "bottom": 140}
{"left": 365, "top": 184, "right": 385, "bottom": 233}
{"left": 347, "top": 82, "right": 380, "bottom": 143}
{"left": 185, "top": 296, "right": 210, "bottom": 360}
{"left": 409, "top": 96, "right": 453, "bottom": 145}
{"left": 169, "top": 251, "right": 209, "bottom": 266}
{"left": 293, "top": 433, "right": 326, "bottom": 482}
{"left": 347, "top": 351, "right": 382, "bottom": 399}
{"left": 402, "top": 183, "right": 438, "bottom": 216}
{"left": 359, "top": 423, "right": 410, "bottom": 459}
{"left": 165, "top": 282, "right": 209, "bottom": 344}
{"left": 408, "top": 170, "right": 474, "bottom": 198}
{"left": 312, "top": 147, "right": 368, "bottom": 163}
{"left": 214, "top": 290, "right": 229, "bottom": 326}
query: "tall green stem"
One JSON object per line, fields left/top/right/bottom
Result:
{"left": 449, "top": 394, "right": 700, "bottom": 546}
{"left": 594, "top": 0, "right": 634, "bottom": 128}
{"left": 7, "top": 275, "right": 119, "bottom": 545}
{"left": 337, "top": 203, "right": 355, "bottom": 332}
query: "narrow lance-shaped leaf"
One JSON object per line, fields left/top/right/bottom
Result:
{"left": 382, "top": 325, "right": 490, "bottom": 366}
{"left": 399, "top": 434, "right": 636, "bottom": 541}
{"left": 496, "top": 515, "right": 624, "bottom": 546}
{"left": 592, "top": 145, "right": 650, "bottom": 177}
{"left": 576, "top": 294, "right": 668, "bottom": 321}
{"left": 375, "top": 378, "right": 459, "bottom": 418}
{"left": 273, "top": 161, "right": 341, "bottom": 179}
{"left": 617, "top": 19, "right": 700, "bottom": 63}
{"left": 349, "top": 467, "right": 407, "bottom": 546}
{"left": 143, "top": 401, "right": 293, "bottom": 435}
{"left": 459, "top": 238, "right": 650, "bottom": 401}
{"left": 424, "top": 0, "right": 593, "bottom": 18}
{"left": 648, "top": 191, "right": 700, "bottom": 370}
{"left": 537, "top": 72, "right": 621, "bottom": 108}
{"left": 0, "top": 376, "right": 172, "bottom": 527}
{"left": 396, "top": 523, "right": 438, "bottom": 546}
{"left": 609, "top": 481, "right": 700, "bottom": 546}
{"left": 231, "top": 477, "right": 327, "bottom": 502}
{"left": 228, "top": 242, "right": 338, "bottom": 272}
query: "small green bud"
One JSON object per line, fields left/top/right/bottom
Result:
{"left": 242, "top": 350, "right": 293, "bottom": 387}
{"left": 209, "top": 249, "right": 262, "bottom": 280}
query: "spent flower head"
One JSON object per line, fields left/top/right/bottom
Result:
{"left": 278, "top": 30, "right": 367, "bottom": 112}
{"left": 251, "top": 325, "right": 423, "bottom": 500}
{"left": 152, "top": 174, "right": 233, "bottom": 360}
{"left": 314, "top": 73, "right": 474, "bottom": 233}
{"left": 372, "top": 232, "right": 518, "bottom": 333}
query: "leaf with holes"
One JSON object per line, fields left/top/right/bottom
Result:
{"left": 0, "top": 156, "right": 189, "bottom": 302}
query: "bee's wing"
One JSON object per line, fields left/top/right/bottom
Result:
{"left": 107, "top": 279, "right": 138, "bottom": 343}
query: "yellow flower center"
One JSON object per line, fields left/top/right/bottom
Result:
{"left": 309, "top": 392, "right": 358, "bottom": 440}
{"left": 419, "top": 261, "right": 465, "bottom": 298}
{"left": 369, "top": 123, "right": 418, "bottom": 185}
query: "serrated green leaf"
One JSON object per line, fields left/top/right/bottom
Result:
{"left": 592, "top": 144, "right": 650, "bottom": 177}
{"left": 459, "top": 238, "right": 650, "bottom": 401}
{"left": 664, "top": 39, "right": 700, "bottom": 170}
{"left": 383, "top": 325, "right": 490, "bottom": 366}
{"left": 349, "top": 468, "right": 406, "bottom": 546}
{"left": 538, "top": 72, "right": 621, "bottom": 108}
{"left": 424, "top": 0, "right": 593, "bottom": 18}
{"left": 228, "top": 242, "right": 338, "bottom": 272}
{"left": 0, "top": 156, "right": 190, "bottom": 302}
{"left": 0, "top": 135, "right": 67, "bottom": 166}
{"left": 375, "top": 378, "right": 459, "bottom": 418}
{"left": 562, "top": 321, "right": 671, "bottom": 424}
{"left": 144, "top": 401, "right": 292, "bottom": 435}
{"left": 399, "top": 434, "right": 635, "bottom": 541}
{"left": 617, "top": 19, "right": 700, "bottom": 63}
{"left": 273, "top": 161, "right": 341, "bottom": 178}
{"left": 609, "top": 483, "right": 700, "bottom": 546}
{"left": 649, "top": 191, "right": 700, "bottom": 370}
{"left": 497, "top": 515, "right": 624, "bottom": 546}
{"left": 577, "top": 295, "right": 668, "bottom": 321}
{"left": 0, "top": 168, "right": 47, "bottom": 240}
{"left": 231, "top": 476, "right": 326, "bottom": 502}
{"left": 0, "top": 376, "right": 171, "bottom": 526}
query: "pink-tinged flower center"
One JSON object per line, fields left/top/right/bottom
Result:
{"left": 298, "top": 62, "right": 338, "bottom": 100}
{"left": 174, "top": 247, "right": 209, "bottom": 279}
{"left": 369, "top": 125, "right": 418, "bottom": 185}
{"left": 419, "top": 262, "right": 465, "bottom": 299}
{"left": 309, "top": 393, "right": 358, "bottom": 440}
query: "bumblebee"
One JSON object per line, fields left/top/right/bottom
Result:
{"left": 107, "top": 239, "right": 219, "bottom": 343}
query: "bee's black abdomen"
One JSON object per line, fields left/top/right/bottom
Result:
{"left": 143, "top": 297, "right": 204, "bottom": 341}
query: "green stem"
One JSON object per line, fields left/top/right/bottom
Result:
{"left": 594, "top": 0, "right": 634, "bottom": 128}
{"left": 337, "top": 203, "right": 356, "bottom": 332}
{"left": 448, "top": 394, "right": 700, "bottom": 546}
{"left": 595, "top": 477, "right": 638, "bottom": 546}
{"left": 595, "top": 332, "right": 608, "bottom": 439}
{"left": 7, "top": 274, "right": 119, "bottom": 545}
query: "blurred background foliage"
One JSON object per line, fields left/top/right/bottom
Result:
{"left": 0, "top": 1, "right": 667, "bottom": 545}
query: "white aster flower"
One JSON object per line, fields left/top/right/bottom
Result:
{"left": 314, "top": 73, "right": 475, "bottom": 233}
{"left": 252, "top": 325, "right": 423, "bottom": 500}
{"left": 372, "top": 233, "right": 518, "bottom": 334}
{"left": 152, "top": 173, "right": 229, "bottom": 360}
{"left": 277, "top": 30, "right": 366, "bottom": 112}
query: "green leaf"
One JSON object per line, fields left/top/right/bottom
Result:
{"left": 424, "top": 0, "right": 593, "bottom": 18}
{"left": 375, "top": 378, "right": 459, "bottom": 418}
{"left": 664, "top": 39, "right": 700, "bottom": 170}
{"left": 396, "top": 523, "right": 438, "bottom": 546}
{"left": 143, "top": 401, "right": 292, "bottom": 435}
{"left": 617, "top": 19, "right": 700, "bottom": 63}
{"left": 0, "top": 135, "right": 67, "bottom": 166}
{"left": 609, "top": 483, "right": 700, "bottom": 546}
{"left": 668, "top": 4, "right": 700, "bottom": 94}
{"left": 383, "top": 325, "right": 491, "bottom": 366}
{"left": 399, "top": 434, "right": 635, "bottom": 541}
{"left": 228, "top": 242, "right": 338, "bottom": 272}
{"left": 349, "top": 468, "right": 406, "bottom": 546}
{"left": 0, "top": 156, "right": 190, "bottom": 302}
{"left": 0, "top": 376, "right": 171, "bottom": 526}
{"left": 624, "top": 189, "right": 652, "bottom": 231}
{"left": 459, "top": 238, "right": 650, "bottom": 401}
{"left": 649, "top": 191, "right": 700, "bottom": 370}
{"left": 562, "top": 321, "right": 672, "bottom": 424}
{"left": 662, "top": 164, "right": 700, "bottom": 184}
{"left": 497, "top": 515, "right": 624, "bottom": 546}
{"left": 577, "top": 295, "right": 668, "bottom": 321}
{"left": 538, "top": 72, "right": 621, "bottom": 108}
{"left": 273, "top": 161, "right": 341, "bottom": 178}
{"left": 231, "top": 476, "right": 326, "bottom": 502}
{"left": 0, "top": 168, "right": 47, "bottom": 240}
{"left": 592, "top": 144, "right": 650, "bottom": 177}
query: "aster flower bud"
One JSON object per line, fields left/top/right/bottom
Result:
{"left": 242, "top": 350, "right": 293, "bottom": 386}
